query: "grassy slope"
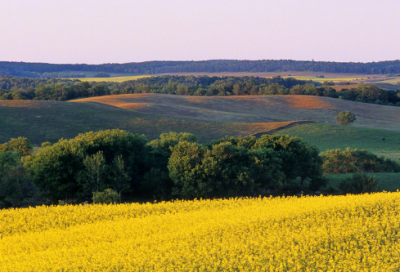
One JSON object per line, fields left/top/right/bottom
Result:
{"left": 274, "top": 123, "right": 400, "bottom": 161}
{"left": 72, "top": 94, "right": 400, "bottom": 131}
{"left": 0, "top": 100, "right": 295, "bottom": 145}
{"left": 70, "top": 75, "right": 151, "bottom": 83}
{"left": 326, "top": 173, "right": 400, "bottom": 192}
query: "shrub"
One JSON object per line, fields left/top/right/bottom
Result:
{"left": 92, "top": 188, "right": 119, "bottom": 204}
{"left": 339, "top": 173, "right": 378, "bottom": 194}
{"left": 334, "top": 111, "right": 356, "bottom": 125}
{"left": 320, "top": 148, "right": 400, "bottom": 174}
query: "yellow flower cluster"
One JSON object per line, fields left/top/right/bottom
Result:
{"left": 1, "top": 193, "right": 400, "bottom": 271}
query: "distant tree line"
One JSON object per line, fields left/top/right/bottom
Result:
{"left": 1, "top": 59, "right": 400, "bottom": 76}
{"left": 1, "top": 131, "right": 399, "bottom": 208}
{"left": 1, "top": 75, "right": 399, "bottom": 107}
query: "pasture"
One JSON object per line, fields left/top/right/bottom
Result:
{"left": 70, "top": 75, "right": 151, "bottom": 83}
{"left": 275, "top": 123, "right": 400, "bottom": 161}
{"left": 72, "top": 94, "right": 400, "bottom": 132}
{"left": 0, "top": 100, "right": 295, "bottom": 145}
{"left": 2, "top": 94, "right": 400, "bottom": 162}
{"left": 326, "top": 173, "right": 400, "bottom": 192}
{"left": 2, "top": 193, "right": 400, "bottom": 271}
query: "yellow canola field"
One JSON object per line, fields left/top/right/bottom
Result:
{"left": 1, "top": 193, "right": 400, "bottom": 271}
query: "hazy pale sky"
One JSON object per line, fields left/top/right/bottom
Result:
{"left": 1, "top": 0, "right": 399, "bottom": 64}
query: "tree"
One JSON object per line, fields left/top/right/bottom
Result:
{"left": 252, "top": 135, "right": 324, "bottom": 191}
{"left": 334, "top": 111, "right": 356, "bottom": 125}
{"left": 0, "top": 151, "right": 37, "bottom": 208}
{"left": 0, "top": 137, "right": 33, "bottom": 156}
{"left": 82, "top": 151, "right": 106, "bottom": 192}
{"left": 25, "top": 129, "right": 150, "bottom": 202}
{"left": 320, "top": 148, "right": 400, "bottom": 174}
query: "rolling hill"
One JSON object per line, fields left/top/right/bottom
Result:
{"left": 1, "top": 94, "right": 400, "bottom": 162}
{"left": 72, "top": 94, "right": 400, "bottom": 131}
{"left": 0, "top": 99, "right": 297, "bottom": 145}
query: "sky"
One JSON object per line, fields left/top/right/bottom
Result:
{"left": 0, "top": 0, "right": 399, "bottom": 64}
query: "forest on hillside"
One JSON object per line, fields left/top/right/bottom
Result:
{"left": 1, "top": 59, "right": 400, "bottom": 77}
{"left": 1, "top": 75, "right": 400, "bottom": 106}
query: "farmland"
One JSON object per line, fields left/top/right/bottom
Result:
{"left": 326, "top": 173, "right": 400, "bottom": 192}
{"left": 2, "top": 193, "right": 400, "bottom": 271}
{"left": 0, "top": 99, "right": 298, "bottom": 145}
{"left": 275, "top": 123, "right": 400, "bottom": 161}
{"left": 70, "top": 75, "right": 151, "bottom": 83}
{"left": 72, "top": 94, "right": 400, "bottom": 131}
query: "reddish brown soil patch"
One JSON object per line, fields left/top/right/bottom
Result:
{"left": 283, "top": 96, "right": 335, "bottom": 109}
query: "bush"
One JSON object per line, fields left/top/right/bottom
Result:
{"left": 339, "top": 173, "right": 378, "bottom": 194}
{"left": 93, "top": 72, "right": 111, "bottom": 78}
{"left": 334, "top": 111, "right": 356, "bottom": 125}
{"left": 320, "top": 148, "right": 400, "bottom": 174}
{"left": 92, "top": 188, "right": 119, "bottom": 204}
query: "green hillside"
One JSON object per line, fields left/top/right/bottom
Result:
{"left": 0, "top": 100, "right": 292, "bottom": 145}
{"left": 275, "top": 123, "right": 400, "bottom": 161}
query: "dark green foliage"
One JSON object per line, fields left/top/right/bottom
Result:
{"left": 253, "top": 135, "right": 324, "bottom": 190}
{"left": 1, "top": 60, "right": 400, "bottom": 76}
{"left": 144, "top": 132, "right": 198, "bottom": 198}
{"left": 339, "top": 173, "right": 378, "bottom": 194}
{"left": 25, "top": 129, "right": 150, "bottom": 202}
{"left": 320, "top": 148, "right": 400, "bottom": 174}
{"left": 1, "top": 75, "right": 400, "bottom": 108}
{"left": 92, "top": 188, "right": 119, "bottom": 204}
{"left": 93, "top": 72, "right": 110, "bottom": 78}
{"left": 335, "top": 111, "right": 356, "bottom": 125}
{"left": 0, "top": 151, "right": 38, "bottom": 208}
{"left": 167, "top": 134, "right": 323, "bottom": 198}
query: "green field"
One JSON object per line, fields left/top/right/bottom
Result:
{"left": 69, "top": 75, "right": 151, "bottom": 83}
{"left": 0, "top": 100, "right": 295, "bottom": 145}
{"left": 326, "top": 173, "right": 400, "bottom": 192}
{"left": 274, "top": 123, "right": 400, "bottom": 161}
{"left": 378, "top": 77, "right": 400, "bottom": 84}
{"left": 2, "top": 94, "right": 400, "bottom": 163}
{"left": 282, "top": 76, "right": 367, "bottom": 83}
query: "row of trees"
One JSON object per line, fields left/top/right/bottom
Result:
{"left": 1, "top": 75, "right": 400, "bottom": 106}
{"left": 2, "top": 130, "right": 399, "bottom": 208}
{"left": 1, "top": 60, "right": 400, "bottom": 76}
{"left": 1, "top": 131, "right": 325, "bottom": 207}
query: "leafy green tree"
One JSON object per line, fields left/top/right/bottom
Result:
{"left": 0, "top": 151, "right": 37, "bottom": 208}
{"left": 25, "top": 129, "right": 150, "bottom": 202}
{"left": 334, "top": 111, "right": 356, "bottom": 125}
{"left": 168, "top": 140, "right": 284, "bottom": 198}
{"left": 168, "top": 141, "right": 208, "bottom": 198}
{"left": 320, "top": 148, "right": 400, "bottom": 174}
{"left": 81, "top": 151, "right": 106, "bottom": 192}
{"left": 144, "top": 132, "right": 198, "bottom": 198}
{"left": 0, "top": 137, "right": 33, "bottom": 156}
{"left": 253, "top": 135, "right": 324, "bottom": 191}
{"left": 110, "top": 155, "right": 131, "bottom": 202}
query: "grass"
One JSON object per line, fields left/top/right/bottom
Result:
{"left": 72, "top": 94, "right": 400, "bottom": 132}
{"left": 325, "top": 173, "right": 400, "bottom": 192}
{"left": 378, "top": 77, "right": 400, "bottom": 85}
{"left": 0, "top": 100, "right": 294, "bottom": 145}
{"left": 281, "top": 76, "right": 366, "bottom": 83}
{"left": 69, "top": 75, "right": 151, "bottom": 83}
{"left": 274, "top": 123, "right": 400, "bottom": 161}
{"left": 2, "top": 94, "right": 400, "bottom": 162}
